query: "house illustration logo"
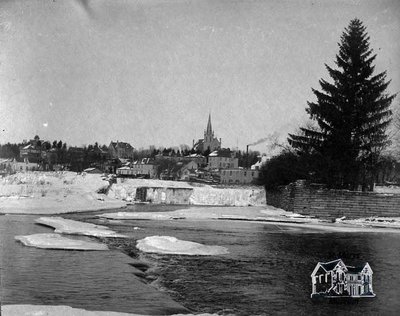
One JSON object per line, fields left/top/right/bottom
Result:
{"left": 311, "top": 259, "right": 375, "bottom": 299}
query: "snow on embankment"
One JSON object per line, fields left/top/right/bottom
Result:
{"left": 36, "top": 217, "right": 126, "bottom": 237}
{"left": 1, "top": 305, "right": 218, "bottom": 316}
{"left": 0, "top": 172, "right": 106, "bottom": 197}
{"left": 15, "top": 233, "right": 109, "bottom": 251}
{"left": 374, "top": 185, "right": 400, "bottom": 194}
{"left": 108, "top": 178, "right": 195, "bottom": 201}
{"left": 108, "top": 178, "right": 266, "bottom": 206}
{"left": 189, "top": 186, "right": 265, "bottom": 206}
{"left": 137, "top": 236, "right": 229, "bottom": 256}
{"left": 0, "top": 172, "right": 125, "bottom": 214}
{"left": 338, "top": 216, "right": 400, "bottom": 229}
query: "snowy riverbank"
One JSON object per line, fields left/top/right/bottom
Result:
{"left": 337, "top": 216, "right": 400, "bottom": 229}
{"left": 0, "top": 172, "right": 126, "bottom": 214}
{"left": 0, "top": 172, "right": 266, "bottom": 214}
{"left": 109, "top": 178, "right": 266, "bottom": 206}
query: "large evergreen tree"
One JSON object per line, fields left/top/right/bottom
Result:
{"left": 289, "top": 19, "right": 395, "bottom": 190}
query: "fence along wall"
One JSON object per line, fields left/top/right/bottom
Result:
{"left": 266, "top": 180, "right": 400, "bottom": 219}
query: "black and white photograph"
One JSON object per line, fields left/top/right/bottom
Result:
{"left": 0, "top": 0, "right": 399, "bottom": 315}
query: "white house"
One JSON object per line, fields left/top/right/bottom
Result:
{"left": 311, "top": 259, "right": 375, "bottom": 298}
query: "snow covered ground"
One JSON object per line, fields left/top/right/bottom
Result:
{"left": 0, "top": 172, "right": 265, "bottom": 214}
{"left": 1, "top": 305, "right": 218, "bottom": 316}
{"left": 36, "top": 217, "right": 126, "bottom": 237}
{"left": 15, "top": 233, "right": 109, "bottom": 251}
{"left": 108, "top": 178, "right": 198, "bottom": 201}
{"left": 0, "top": 172, "right": 126, "bottom": 214}
{"left": 136, "top": 236, "right": 229, "bottom": 256}
{"left": 189, "top": 186, "right": 265, "bottom": 206}
{"left": 374, "top": 185, "right": 400, "bottom": 194}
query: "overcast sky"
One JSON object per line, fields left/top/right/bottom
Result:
{"left": 1, "top": 0, "right": 399, "bottom": 152}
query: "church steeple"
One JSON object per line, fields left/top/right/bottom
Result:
{"left": 195, "top": 113, "right": 221, "bottom": 153}
{"left": 206, "top": 113, "right": 212, "bottom": 134}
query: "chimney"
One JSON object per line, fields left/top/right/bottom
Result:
{"left": 246, "top": 145, "right": 249, "bottom": 169}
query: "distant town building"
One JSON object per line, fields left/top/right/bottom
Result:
{"left": 116, "top": 158, "right": 157, "bottom": 178}
{"left": 220, "top": 168, "right": 259, "bottom": 184}
{"left": 311, "top": 259, "right": 375, "bottom": 298}
{"left": 131, "top": 159, "right": 157, "bottom": 178}
{"left": 19, "top": 135, "right": 43, "bottom": 163}
{"left": 0, "top": 158, "right": 13, "bottom": 175}
{"left": 108, "top": 141, "right": 134, "bottom": 159}
{"left": 182, "top": 153, "right": 207, "bottom": 167}
{"left": 90, "top": 146, "right": 109, "bottom": 159}
{"left": 160, "top": 161, "right": 198, "bottom": 181}
{"left": 174, "top": 160, "right": 198, "bottom": 181}
{"left": 0, "top": 158, "right": 39, "bottom": 173}
{"left": 208, "top": 149, "right": 238, "bottom": 170}
{"left": 193, "top": 114, "right": 221, "bottom": 153}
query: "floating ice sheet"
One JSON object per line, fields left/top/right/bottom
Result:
{"left": 99, "top": 211, "right": 176, "bottom": 220}
{"left": 15, "top": 233, "right": 109, "bottom": 251}
{"left": 136, "top": 236, "right": 229, "bottom": 256}
{"left": 99, "top": 206, "right": 315, "bottom": 224}
{"left": 36, "top": 217, "right": 126, "bottom": 237}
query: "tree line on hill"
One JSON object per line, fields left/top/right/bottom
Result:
{"left": 260, "top": 18, "right": 399, "bottom": 191}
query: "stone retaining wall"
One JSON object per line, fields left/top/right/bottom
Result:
{"left": 266, "top": 180, "right": 400, "bottom": 219}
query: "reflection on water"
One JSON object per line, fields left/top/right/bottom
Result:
{"left": 2, "top": 205, "right": 400, "bottom": 316}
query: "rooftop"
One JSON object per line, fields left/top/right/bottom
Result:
{"left": 320, "top": 259, "right": 343, "bottom": 271}
{"left": 110, "top": 141, "right": 133, "bottom": 150}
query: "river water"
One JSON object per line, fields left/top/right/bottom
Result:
{"left": 1, "top": 205, "right": 400, "bottom": 315}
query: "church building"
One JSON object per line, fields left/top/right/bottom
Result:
{"left": 193, "top": 114, "right": 221, "bottom": 153}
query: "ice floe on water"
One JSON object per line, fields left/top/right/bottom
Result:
{"left": 100, "top": 211, "right": 177, "bottom": 220}
{"left": 136, "top": 236, "right": 229, "bottom": 256}
{"left": 99, "top": 206, "right": 268, "bottom": 221}
{"left": 99, "top": 206, "right": 317, "bottom": 224}
{"left": 36, "top": 217, "right": 127, "bottom": 237}
{"left": 1, "top": 305, "right": 218, "bottom": 316}
{"left": 15, "top": 233, "right": 109, "bottom": 251}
